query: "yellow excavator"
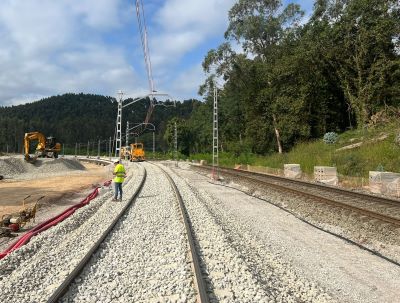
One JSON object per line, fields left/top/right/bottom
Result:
{"left": 24, "top": 132, "right": 61, "bottom": 162}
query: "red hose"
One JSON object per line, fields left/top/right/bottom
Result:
{"left": 0, "top": 180, "right": 111, "bottom": 260}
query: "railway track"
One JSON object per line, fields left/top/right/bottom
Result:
{"left": 52, "top": 163, "right": 209, "bottom": 302}
{"left": 194, "top": 165, "right": 400, "bottom": 227}
{"left": 0, "top": 160, "right": 212, "bottom": 302}
{"left": 46, "top": 165, "right": 148, "bottom": 302}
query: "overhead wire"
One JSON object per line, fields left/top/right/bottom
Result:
{"left": 135, "top": 0, "right": 156, "bottom": 127}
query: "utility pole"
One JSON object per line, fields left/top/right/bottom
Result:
{"left": 126, "top": 121, "right": 129, "bottom": 146}
{"left": 212, "top": 83, "right": 219, "bottom": 180}
{"left": 174, "top": 121, "right": 178, "bottom": 167}
{"left": 115, "top": 90, "right": 124, "bottom": 157}
{"left": 153, "top": 131, "right": 155, "bottom": 156}
{"left": 109, "top": 137, "right": 112, "bottom": 160}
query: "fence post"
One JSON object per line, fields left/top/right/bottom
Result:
{"left": 109, "top": 137, "right": 112, "bottom": 160}
{"left": 97, "top": 139, "right": 100, "bottom": 159}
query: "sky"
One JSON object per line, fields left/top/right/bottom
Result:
{"left": 0, "top": 0, "right": 314, "bottom": 106}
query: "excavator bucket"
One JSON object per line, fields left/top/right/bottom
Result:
{"left": 25, "top": 154, "right": 37, "bottom": 164}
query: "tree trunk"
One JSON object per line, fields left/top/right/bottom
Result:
{"left": 272, "top": 114, "right": 283, "bottom": 154}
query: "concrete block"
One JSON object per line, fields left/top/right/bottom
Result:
{"left": 284, "top": 164, "right": 301, "bottom": 178}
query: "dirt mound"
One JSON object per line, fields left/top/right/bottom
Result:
{"left": 0, "top": 157, "right": 31, "bottom": 177}
{"left": 35, "top": 158, "right": 86, "bottom": 172}
{"left": 0, "top": 157, "right": 86, "bottom": 179}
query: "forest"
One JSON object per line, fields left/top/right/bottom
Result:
{"left": 0, "top": 0, "right": 399, "bottom": 157}
{"left": 0, "top": 93, "right": 200, "bottom": 154}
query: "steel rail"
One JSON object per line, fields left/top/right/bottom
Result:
{"left": 211, "top": 165, "right": 400, "bottom": 207}
{"left": 46, "top": 166, "right": 147, "bottom": 303}
{"left": 76, "top": 157, "right": 111, "bottom": 166}
{"left": 195, "top": 165, "right": 400, "bottom": 227}
{"left": 156, "top": 163, "right": 209, "bottom": 303}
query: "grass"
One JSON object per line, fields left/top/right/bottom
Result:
{"left": 188, "top": 120, "right": 400, "bottom": 179}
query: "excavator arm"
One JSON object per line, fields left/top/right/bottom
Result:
{"left": 24, "top": 132, "right": 46, "bottom": 161}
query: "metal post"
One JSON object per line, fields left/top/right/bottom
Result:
{"left": 174, "top": 121, "right": 178, "bottom": 167}
{"left": 87, "top": 141, "right": 90, "bottom": 158}
{"left": 75, "top": 143, "right": 77, "bottom": 157}
{"left": 126, "top": 121, "right": 129, "bottom": 147}
{"left": 109, "top": 137, "right": 112, "bottom": 160}
{"left": 115, "top": 91, "right": 124, "bottom": 157}
{"left": 62, "top": 144, "right": 65, "bottom": 157}
{"left": 97, "top": 139, "right": 100, "bottom": 159}
{"left": 6, "top": 144, "right": 8, "bottom": 154}
{"left": 212, "top": 83, "right": 219, "bottom": 180}
{"left": 78, "top": 143, "right": 80, "bottom": 156}
{"left": 153, "top": 131, "right": 155, "bottom": 157}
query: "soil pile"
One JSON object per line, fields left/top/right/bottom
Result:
{"left": 0, "top": 158, "right": 86, "bottom": 180}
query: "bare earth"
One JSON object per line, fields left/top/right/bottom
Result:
{"left": 0, "top": 162, "right": 111, "bottom": 250}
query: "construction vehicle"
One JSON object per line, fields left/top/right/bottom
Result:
{"left": 120, "top": 146, "right": 131, "bottom": 161}
{"left": 130, "top": 143, "right": 145, "bottom": 162}
{"left": 1, "top": 196, "right": 44, "bottom": 235}
{"left": 24, "top": 132, "right": 61, "bottom": 162}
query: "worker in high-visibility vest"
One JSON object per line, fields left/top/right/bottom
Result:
{"left": 112, "top": 159, "right": 126, "bottom": 201}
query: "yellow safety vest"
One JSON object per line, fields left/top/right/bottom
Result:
{"left": 113, "top": 164, "right": 126, "bottom": 183}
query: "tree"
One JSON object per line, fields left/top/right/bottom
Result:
{"left": 313, "top": 0, "right": 400, "bottom": 127}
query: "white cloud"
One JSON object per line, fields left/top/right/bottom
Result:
{"left": 0, "top": 0, "right": 137, "bottom": 106}
{"left": 71, "top": 0, "right": 124, "bottom": 30}
{"left": 150, "top": 0, "right": 235, "bottom": 67}
{"left": 0, "top": 0, "right": 238, "bottom": 106}
{"left": 170, "top": 64, "right": 205, "bottom": 100}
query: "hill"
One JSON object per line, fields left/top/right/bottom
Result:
{"left": 0, "top": 93, "right": 201, "bottom": 154}
{"left": 189, "top": 116, "right": 400, "bottom": 180}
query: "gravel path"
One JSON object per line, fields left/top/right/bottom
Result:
{"left": 61, "top": 162, "right": 196, "bottom": 302}
{"left": 0, "top": 157, "right": 86, "bottom": 180}
{"left": 0, "top": 162, "right": 141, "bottom": 302}
{"left": 162, "top": 163, "right": 333, "bottom": 303}
{"left": 169, "top": 162, "right": 400, "bottom": 303}
{"left": 193, "top": 165, "right": 400, "bottom": 265}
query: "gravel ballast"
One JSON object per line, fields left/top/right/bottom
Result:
{"left": 0, "top": 157, "right": 86, "bottom": 180}
{"left": 61, "top": 162, "right": 196, "bottom": 302}
{"left": 161, "top": 163, "right": 333, "bottom": 303}
{"left": 0, "top": 162, "right": 141, "bottom": 302}
{"left": 171, "top": 162, "right": 400, "bottom": 303}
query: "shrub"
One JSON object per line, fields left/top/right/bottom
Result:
{"left": 323, "top": 132, "right": 338, "bottom": 144}
{"left": 394, "top": 133, "right": 400, "bottom": 146}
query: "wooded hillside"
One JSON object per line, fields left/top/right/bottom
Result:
{"left": 196, "top": 0, "right": 400, "bottom": 155}
{"left": 1, "top": 0, "right": 399, "bottom": 157}
{"left": 0, "top": 93, "right": 200, "bottom": 154}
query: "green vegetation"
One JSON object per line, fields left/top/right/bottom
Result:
{"left": 0, "top": 0, "right": 399, "bottom": 177}
{"left": 193, "top": 0, "right": 399, "bottom": 155}
{"left": 189, "top": 120, "right": 400, "bottom": 178}
{"left": 0, "top": 93, "right": 200, "bottom": 154}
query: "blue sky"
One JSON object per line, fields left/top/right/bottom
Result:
{"left": 0, "top": 0, "right": 314, "bottom": 106}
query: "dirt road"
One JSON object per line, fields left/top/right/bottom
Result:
{"left": 0, "top": 161, "right": 111, "bottom": 250}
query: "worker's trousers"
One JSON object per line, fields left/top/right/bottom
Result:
{"left": 114, "top": 182, "right": 123, "bottom": 200}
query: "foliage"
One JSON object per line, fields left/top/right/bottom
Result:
{"left": 1, "top": 0, "right": 399, "bottom": 162}
{"left": 0, "top": 93, "right": 201, "bottom": 154}
{"left": 323, "top": 132, "right": 339, "bottom": 144}
{"left": 195, "top": 0, "right": 399, "bottom": 156}
{"left": 395, "top": 134, "right": 400, "bottom": 146}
